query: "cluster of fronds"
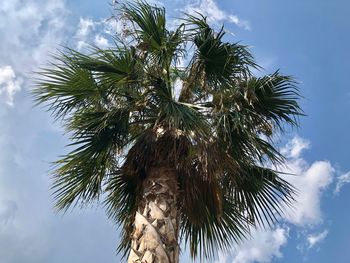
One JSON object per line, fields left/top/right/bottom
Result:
{"left": 33, "top": 1, "right": 302, "bottom": 259}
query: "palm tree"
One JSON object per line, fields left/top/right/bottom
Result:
{"left": 33, "top": 2, "right": 302, "bottom": 263}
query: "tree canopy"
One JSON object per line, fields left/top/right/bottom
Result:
{"left": 33, "top": 1, "right": 302, "bottom": 260}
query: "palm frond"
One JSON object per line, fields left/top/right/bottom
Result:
{"left": 180, "top": 193, "right": 250, "bottom": 259}
{"left": 178, "top": 156, "right": 249, "bottom": 258}
{"left": 121, "top": 1, "right": 166, "bottom": 49}
{"left": 245, "top": 71, "right": 304, "bottom": 129}
{"left": 52, "top": 107, "right": 130, "bottom": 210}
{"left": 159, "top": 101, "right": 210, "bottom": 135}
{"left": 179, "top": 15, "right": 258, "bottom": 102}
{"left": 33, "top": 51, "right": 105, "bottom": 119}
{"left": 231, "top": 166, "right": 295, "bottom": 227}
{"left": 213, "top": 108, "right": 285, "bottom": 166}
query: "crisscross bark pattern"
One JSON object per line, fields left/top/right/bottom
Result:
{"left": 128, "top": 167, "right": 179, "bottom": 263}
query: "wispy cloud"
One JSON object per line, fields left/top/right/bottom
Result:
{"left": 307, "top": 229, "right": 329, "bottom": 249}
{"left": 183, "top": 0, "right": 250, "bottom": 30}
{"left": 94, "top": 35, "right": 110, "bottom": 49}
{"left": 76, "top": 17, "right": 96, "bottom": 50}
{"left": 0, "top": 0, "right": 68, "bottom": 107}
{"left": 0, "top": 0, "right": 68, "bottom": 72}
{"left": 75, "top": 17, "right": 121, "bottom": 51}
{"left": 334, "top": 171, "right": 350, "bottom": 194}
{"left": 0, "top": 66, "right": 22, "bottom": 106}
{"left": 229, "top": 227, "right": 288, "bottom": 263}
{"left": 281, "top": 136, "right": 310, "bottom": 159}
{"left": 77, "top": 17, "right": 95, "bottom": 37}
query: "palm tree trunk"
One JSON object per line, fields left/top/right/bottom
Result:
{"left": 128, "top": 167, "right": 179, "bottom": 263}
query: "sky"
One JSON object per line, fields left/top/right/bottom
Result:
{"left": 0, "top": 0, "right": 350, "bottom": 262}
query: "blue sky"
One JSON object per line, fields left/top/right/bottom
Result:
{"left": 0, "top": 0, "right": 349, "bottom": 262}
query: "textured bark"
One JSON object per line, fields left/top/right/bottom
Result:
{"left": 128, "top": 167, "right": 179, "bottom": 263}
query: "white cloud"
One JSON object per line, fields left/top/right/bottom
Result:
{"left": 281, "top": 136, "right": 310, "bottom": 159}
{"left": 0, "top": 0, "right": 68, "bottom": 74}
{"left": 183, "top": 0, "right": 250, "bottom": 30}
{"left": 77, "top": 17, "right": 95, "bottom": 37}
{"left": 282, "top": 161, "right": 334, "bottom": 225}
{"left": 94, "top": 35, "right": 110, "bottom": 48}
{"left": 76, "top": 17, "right": 96, "bottom": 50}
{"left": 230, "top": 227, "right": 288, "bottom": 263}
{"left": 75, "top": 17, "right": 120, "bottom": 51}
{"left": 334, "top": 171, "right": 350, "bottom": 194}
{"left": 279, "top": 137, "right": 334, "bottom": 225}
{"left": 307, "top": 229, "right": 328, "bottom": 249}
{"left": 0, "top": 66, "right": 21, "bottom": 106}
{"left": 0, "top": 0, "right": 68, "bottom": 107}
